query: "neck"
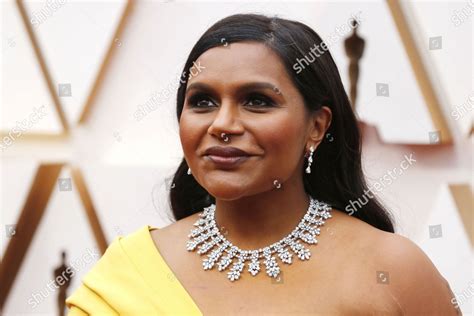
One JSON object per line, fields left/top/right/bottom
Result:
{"left": 213, "top": 174, "right": 310, "bottom": 250}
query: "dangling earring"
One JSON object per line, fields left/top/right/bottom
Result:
{"left": 305, "top": 146, "right": 314, "bottom": 174}
{"left": 187, "top": 167, "right": 192, "bottom": 175}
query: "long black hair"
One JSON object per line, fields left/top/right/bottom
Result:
{"left": 169, "top": 13, "right": 395, "bottom": 233}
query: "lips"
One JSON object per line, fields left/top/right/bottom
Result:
{"left": 203, "top": 146, "right": 251, "bottom": 168}
{"left": 204, "top": 146, "right": 250, "bottom": 157}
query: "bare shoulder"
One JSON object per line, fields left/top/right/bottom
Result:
{"left": 150, "top": 212, "right": 200, "bottom": 247}
{"left": 374, "top": 232, "right": 459, "bottom": 315}
{"left": 327, "top": 210, "right": 459, "bottom": 315}
{"left": 339, "top": 211, "right": 458, "bottom": 315}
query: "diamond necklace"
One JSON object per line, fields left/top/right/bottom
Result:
{"left": 186, "top": 196, "right": 332, "bottom": 282}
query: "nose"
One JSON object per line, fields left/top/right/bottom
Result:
{"left": 207, "top": 99, "right": 244, "bottom": 139}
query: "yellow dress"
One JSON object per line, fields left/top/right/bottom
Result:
{"left": 65, "top": 225, "right": 203, "bottom": 315}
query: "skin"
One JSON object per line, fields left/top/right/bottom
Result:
{"left": 151, "top": 42, "right": 459, "bottom": 315}
{"left": 179, "top": 40, "right": 331, "bottom": 249}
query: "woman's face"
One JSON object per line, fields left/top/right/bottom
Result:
{"left": 179, "top": 41, "right": 325, "bottom": 200}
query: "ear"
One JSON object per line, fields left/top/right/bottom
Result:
{"left": 306, "top": 106, "right": 332, "bottom": 150}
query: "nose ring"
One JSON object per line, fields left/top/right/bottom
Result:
{"left": 221, "top": 132, "right": 230, "bottom": 142}
{"left": 273, "top": 179, "right": 282, "bottom": 189}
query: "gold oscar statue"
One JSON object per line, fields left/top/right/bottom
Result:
{"left": 53, "top": 251, "right": 73, "bottom": 316}
{"left": 344, "top": 19, "right": 365, "bottom": 111}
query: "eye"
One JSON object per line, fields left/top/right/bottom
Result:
{"left": 186, "top": 92, "right": 276, "bottom": 109}
{"left": 245, "top": 93, "right": 275, "bottom": 108}
{"left": 187, "top": 93, "right": 216, "bottom": 108}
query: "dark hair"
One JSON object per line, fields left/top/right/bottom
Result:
{"left": 169, "top": 13, "right": 395, "bottom": 233}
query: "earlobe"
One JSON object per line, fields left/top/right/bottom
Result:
{"left": 308, "top": 106, "right": 332, "bottom": 144}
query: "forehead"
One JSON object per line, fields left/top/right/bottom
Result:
{"left": 190, "top": 41, "right": 293, "bottom": 89}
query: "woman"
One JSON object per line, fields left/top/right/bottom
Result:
{"left": 66, "top": 13, "right": 459, "bottom": 315}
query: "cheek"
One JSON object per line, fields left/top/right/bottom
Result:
{"left": 179, "top": 114, "right": 203, "bottom": 156}
{"left": 253, "top": 113, "right": 306, "bottom": 168}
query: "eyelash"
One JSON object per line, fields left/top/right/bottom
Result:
{"left": 187, "top": 93, "right": 275, "bottom": 109}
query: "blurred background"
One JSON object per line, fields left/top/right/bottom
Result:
{"left": 1, "top": 0, "right": 472, "bottom": 315}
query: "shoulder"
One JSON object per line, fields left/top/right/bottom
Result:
{"left": 329, "top": 210, "right": 459, "bottom": 315}
{"left": 70, "top": 226, "right": 152, "bottom": 287}
{"left": 373, "top": 232, "right": 459, "bottom": 315}
{"left": 66, "top": 226, "right": 160, "bottom": 314}
{"left": 150, "top": 213, "right": 200, "bottom": 244}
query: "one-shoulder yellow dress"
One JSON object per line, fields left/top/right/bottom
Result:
{"left": 65, "top": 225, "right": 203, "bottom": 315}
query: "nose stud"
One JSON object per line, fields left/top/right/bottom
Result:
{"left": 221, "top": 132, "right": 230, "bottom": 142}
{"left": 273, "top": 179, "right": 282, "bottom": 189}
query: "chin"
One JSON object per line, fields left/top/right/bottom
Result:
{"left": 205, "top": 187, "right": 247, "bottom": 201}
{"left": 196, "top": 170, "right": 260, "bottom": 199}
{"left": 202, "top": 180, "right": 250, "bottom": 201}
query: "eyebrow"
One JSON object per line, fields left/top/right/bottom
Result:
{"left": 185, "top": 82, "right": 282, "bottom": 96}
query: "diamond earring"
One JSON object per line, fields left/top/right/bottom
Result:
{"left": 305, "top": 146, "right": 315, "bottom": 174}
{"left": 187, "top": 167, "right": 192, "bottom": 175}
